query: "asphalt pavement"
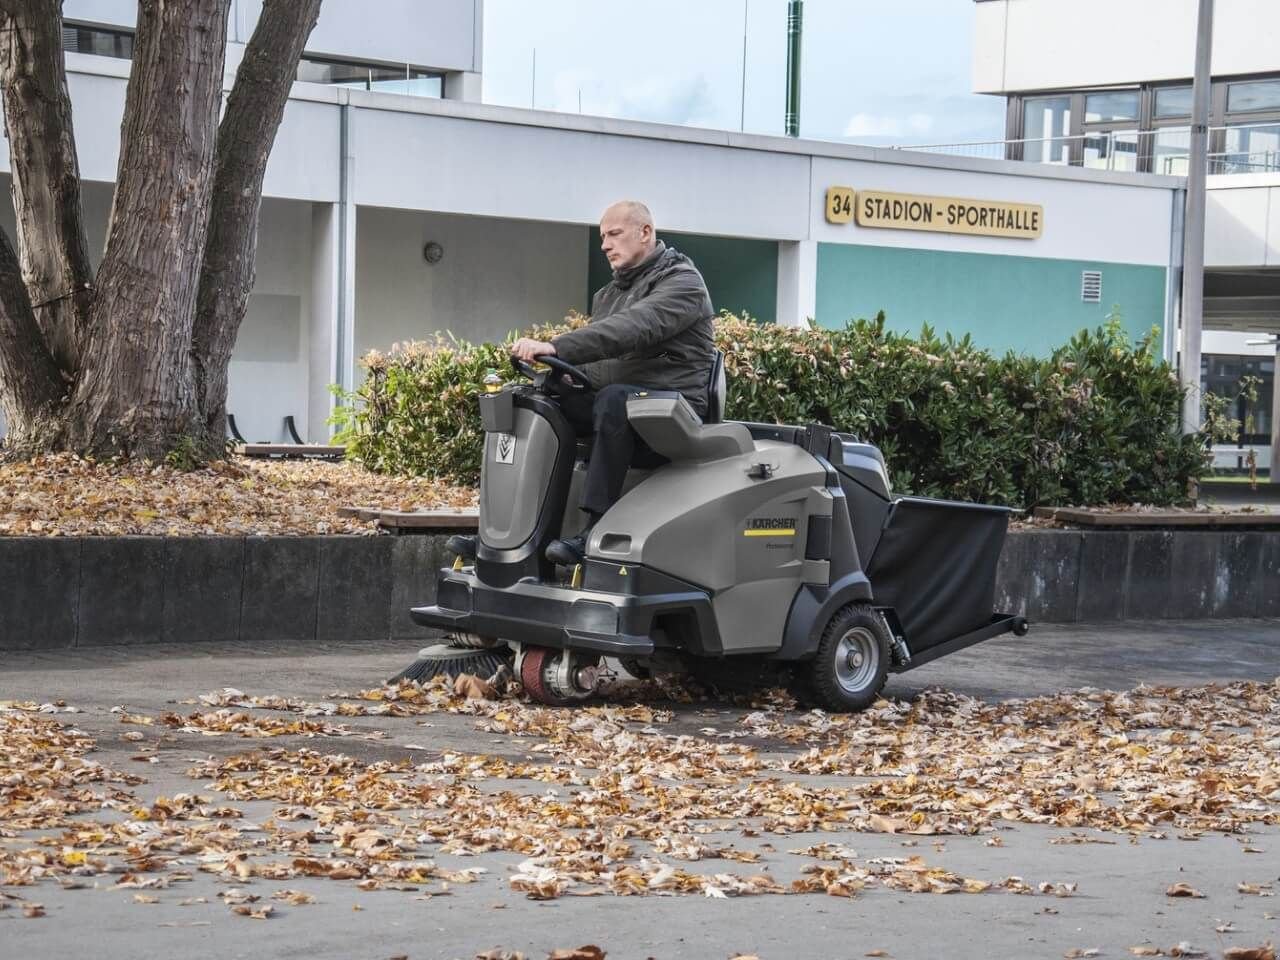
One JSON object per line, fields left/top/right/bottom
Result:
{"left": 2, "top": 619, "right": 1278, "bottom": 960}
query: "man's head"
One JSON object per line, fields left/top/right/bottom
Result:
{"left": 599, "top": 200, "right": 656, "bottom": 271}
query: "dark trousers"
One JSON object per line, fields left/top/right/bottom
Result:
{"left": 558, "top": 383, "right": 668, "bottom": 519}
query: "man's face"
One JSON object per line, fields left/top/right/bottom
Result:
{"left": 599, "top": 211, "right": 652, "bottom": 271}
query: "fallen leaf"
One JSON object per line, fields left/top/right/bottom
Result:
{"left": 1165, "top": 882, "right": 1205, "bottom": 898}
{"left": 1223, "top": 946, "right": 1275, "bottom": 960}
{"left": 22, "top": 903, "right": 45, "bottom": 918}
{"left": 546, "top": 949, "right": 605, "bottom": 960}
{"left": 453, "top": 673, "right": 497, "bottom": 700}
{"left": 132, "top": 894, "right": 159, "bottom": 904}
{"left": 230, "top": 903, "right": 274, "bottom": 920}
{"left": 1129, "top": 948, "right": 1161, "bottom": 956}
{"left": 1064, "top": 950, "right": 1101, "bottom": 958}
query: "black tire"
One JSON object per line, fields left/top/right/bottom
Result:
{"left": 804, "top": 603, "right": 890, "bottom": 712}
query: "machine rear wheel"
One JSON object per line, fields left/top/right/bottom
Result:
{"left": 805, "top": 604, "right": 890, "bottom": 712}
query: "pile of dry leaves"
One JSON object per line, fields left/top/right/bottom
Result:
{"left": 0, "top": 453, "right": 476, "bottom": 537}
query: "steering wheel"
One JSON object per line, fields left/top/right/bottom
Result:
{"left": 510, "top": 353, "right": 593, "bottom": 394}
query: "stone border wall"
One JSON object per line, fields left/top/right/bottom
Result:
{"left": 1, "top": 530, "right": 1276, "bottom": 650}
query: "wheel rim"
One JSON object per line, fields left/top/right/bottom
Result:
{"left": 833, "top": 626, "right": 878, "bottom": 694}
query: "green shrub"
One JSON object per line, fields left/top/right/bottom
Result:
{"left": 332, "top": 311, "right": 1221, "bottom": 508}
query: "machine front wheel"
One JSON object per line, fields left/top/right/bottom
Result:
{"left": 805, "top": 604, "right": 890, "bottom": 712}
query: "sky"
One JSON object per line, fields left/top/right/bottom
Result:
{"left": 482, "top": 0, "right": 1005, "bottom": 147}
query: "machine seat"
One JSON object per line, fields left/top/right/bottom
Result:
{"left": 625, "top": 392, "right": 753, "bottom": 462}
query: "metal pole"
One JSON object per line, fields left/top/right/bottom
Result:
{"left": 530, "top": 48, "right": 536, "bottom": 109}
{"left": 784, "top": 0, "right": 802, "bottom": 137}
{"left": 739, "top": 0, "right": 749, "bottom": 132}
{"left": 1180, "top": 0, "right": 1213, "bottom": 434}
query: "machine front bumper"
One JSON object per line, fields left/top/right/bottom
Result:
{"left": 409, "top": 566, "right": 714, "bottom": 656}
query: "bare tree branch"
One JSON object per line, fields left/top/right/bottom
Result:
{"left": 192, "top": 0, "right": 322, "bottom": 443}
{"left": 0, "top": 0, "right": 94, "bottom": 373}
{"left": 68, "top": 0, "right": 231, "bottom": 455}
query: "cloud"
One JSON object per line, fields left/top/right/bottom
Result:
{"left": 843, "top": 113, "right": 906, "bottom": 138}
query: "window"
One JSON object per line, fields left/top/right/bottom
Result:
{"left": 1227, "top": 79, "right": 1280, "bottom": 114}
{"left": 1201, "top": 354, "right": 1275, "bottom": 446}
{"left": 61, "top": 22, "right": 134, "bottom": 59}
{"left": 1022, "top": 96, "right": 1071, "bottom": 164}
{"left": 1221, "top": 122, "right": 1280, "bottom": 174}
{"left": 1154, "top": 86, "right": 1193, "bottom": 118}
{"left": 1085, "top": 91, "right": 1138, "bottom": 123}
{"left": 296, "top": 56, "right": 443, "bottom": 98}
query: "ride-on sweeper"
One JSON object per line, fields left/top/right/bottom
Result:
{"left": 403, "top": 353, "right": 1028, "bottom": 711}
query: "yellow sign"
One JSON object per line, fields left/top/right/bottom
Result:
{"left": 825, "top": 186, "right": 855, "bottom": 224}
{"left": 853, "top": 189, "right": 1043, "bottom": 239}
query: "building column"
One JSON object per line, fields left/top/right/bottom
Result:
{"left": 776, "top": 239, "right": 817, "bottom": 328}
{"left": 444, "top": 71, "right": 483, "bottom": 102}
{"left": 308, "top": 202, "right": 340, "bottom": 442}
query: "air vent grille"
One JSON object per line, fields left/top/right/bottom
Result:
{"left": 1081, "top": 270, "right": 1103, "bottom": 303}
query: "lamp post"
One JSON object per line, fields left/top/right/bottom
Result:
{"left": 784, "top": 0, "right": 802, "bottom": 137}
{"left": 1180, "top": 0, "right": 1214, "bottom": 434}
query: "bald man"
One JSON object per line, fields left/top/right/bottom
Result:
{"left": 511, "top": 200, "right": 715, "bottom": 565}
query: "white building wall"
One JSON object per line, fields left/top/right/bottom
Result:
{"left": 63, "top": 0, "right": 481, "bottom": 73}
{"left": 974, "top": 0, "right": 1280, "bottom": 94}
{"left": 1206, "top": 178, "right": 1280, "bottom": 267}
{"left": 353, "top": 208, "right": 588, "bottom": 362}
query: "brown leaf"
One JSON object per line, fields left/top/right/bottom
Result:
{"left": 546, "top": 948, "right": 605, "bottom": 960}
{"left": 473, "top": 951, "right": 525, "bottom": 960}
{"left": 865, "top": 952, "right": 892, "bottom": 958}
{"left": 1129, "top": 949, "right": 1162, "bottom": 956}
{"left": 1223, "top": 946, "right": 1275, "bottom": 960}
{"left": 453, "top": 673, "right": 497, "bottom": 700}
{"left": 22, "top": 902, "right": 45, "bottom": 918}
{"left": 230, "top": 903, "right": 274, "bottom": 920}
{"left": 1064, "top": 950, "right": 1101, "bottom": 958}
{"left": 1164, "top": 882, "right": 1205, "bottom": 898}
{"left": 132, "top": 894, "right": 159, "bottom": 904}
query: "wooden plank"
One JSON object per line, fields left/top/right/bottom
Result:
{"left": 376, "top": 508, "right": 479, "bottom": 532}
{"left": 1033, "top": 506, "right": 1280, "bottom": 527}
{"left": 337, "top": 505, "right": 382, "bottom": 521}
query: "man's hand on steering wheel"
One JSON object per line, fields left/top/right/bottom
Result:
{"left": 511, "top": 338, "right": 555, "bottom": 362}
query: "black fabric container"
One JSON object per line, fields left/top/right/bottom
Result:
{"left": 865, "top": 496, "right": 1011, "bottom": 653}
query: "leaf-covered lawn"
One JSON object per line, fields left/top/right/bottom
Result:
{"left": 0, "top": 454, "right": 476, "bottom": 537}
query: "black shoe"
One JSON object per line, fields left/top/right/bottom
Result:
{"left": 447, "top": 534, "right": 477, "bottom": 560}
{"left": 546, "top": 534, "right": 587, "bottom": 566}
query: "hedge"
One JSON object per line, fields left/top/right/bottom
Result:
{"left": 332, "top": 313, "right": 1226, "bottom": 509}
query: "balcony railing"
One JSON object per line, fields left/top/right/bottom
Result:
{"left": 893, "top": 122, "right": 1280, "bottom": 177}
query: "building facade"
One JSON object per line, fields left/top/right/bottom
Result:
{"left": 1, "top": 0, "right": 1187, "bottom": 450}
{"left": 972, "top": 0, "right": 1280, "bottom": 470}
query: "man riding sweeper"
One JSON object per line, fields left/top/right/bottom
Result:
{"left": 401, "top": 200, "right": 1029, "bottom": 710}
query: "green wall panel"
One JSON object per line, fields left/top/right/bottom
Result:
{"left": 588, "top": 228, "right": 777, "bottom": 323}
{"left": 816, "top": 244, "right": 1167, "bottom": 355}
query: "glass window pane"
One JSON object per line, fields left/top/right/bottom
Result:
{"left": 297, "top": 58, "right": 441, "bottom": 98}
{"left": 1218, "top": 122, "right": 1280, "bottom": 174}
{"left": 63, "top": 24, "right": 134, "bottom": 60}
{"left": 1227, "top": 79, "right": 1280, "bottom": 114}
{"left": 1154, "top": 86, "right": 1193, "bottom": 118}
{"left": 1152, "top": 127, "right": 1191, "bottom": 175}
{"left": 1085, "top": 91, "right": 1138, "bottom": 123}
{"left": 1022, "top": 96, "right": 1072, "bottom": 164}
{"left": 1084, "top": 129, "right": 1139, "bottom": 171}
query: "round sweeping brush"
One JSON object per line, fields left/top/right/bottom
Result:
{"left": 388, "top": 643, "right": 513, "bottom": 685}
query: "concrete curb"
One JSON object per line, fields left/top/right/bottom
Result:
{"left": 1, "top": 529, "right": 1276, "bottom": 650}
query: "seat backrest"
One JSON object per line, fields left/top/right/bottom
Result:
{"left": 705, "top": 349, "right": 726, "bottom": 424}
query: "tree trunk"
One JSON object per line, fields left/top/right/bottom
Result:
{"left": 66, "top": 0, "right": 232, "bottom": 457}
{"left": 191, "top": 0, "right": 322, "bottom": 453}
{"left": 0, "top": 225, "right": 66, "bottom": 451}
{"left": 0, "top": 0, "right": 94, "bottom": 374}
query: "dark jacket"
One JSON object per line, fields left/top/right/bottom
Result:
{"left": 551, "top": 241, "right": 716, "bottom": 414}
